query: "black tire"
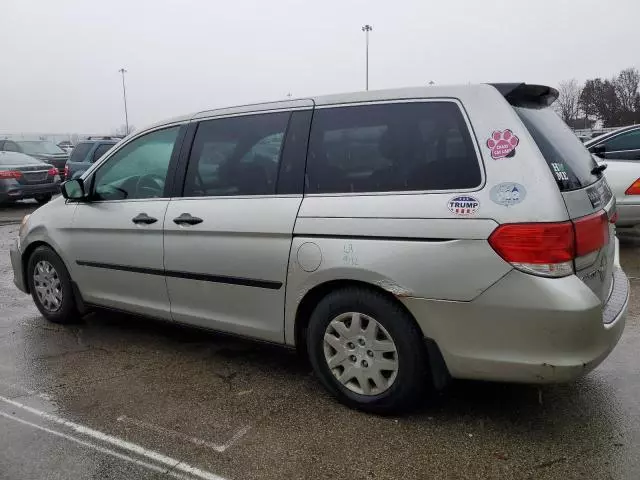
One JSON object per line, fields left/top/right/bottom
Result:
{"left": 35, "top": 194, "right": 52, "bottom": 205}
{"left": 27, "top": 246, "right": 80, "bottom": 324}
{"left": 306, "top": 287, "right": 431, "bottom": 414}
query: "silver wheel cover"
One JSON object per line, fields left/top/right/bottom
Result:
{"left": 323, "top": 312, "right": 399, "bottom": 396}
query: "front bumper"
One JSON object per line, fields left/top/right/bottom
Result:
{"left": 10, "top": 239, "right": 27, "bottom": 293}
{"left": 402, "top": 254, "right": 628, "bottom": 384}
{"left": 0, "top": 182, "right": 60, "bottom": 201}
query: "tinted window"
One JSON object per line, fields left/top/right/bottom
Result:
{"left": 93, "top": 143, "right": 114, "bottom": 162}
{"left": 93, "top": 127, "right": 179, "bottom": 201}
{"left": 603, "top": 129, "right": 640, "bottom": 152}
{"left": 16, "top": 141, "right": 65, "bottom": 155}
{"left": 69, "top": 142, "right": 93, "bottom": 163}
{"left": 306, "top": 102, "right": 480, "bottom": 193}
{"left": 183, "top": 112, "right": 289, "bottom": 197}
{"left": 515, "top": 107, "right": 598, "bottom": 191}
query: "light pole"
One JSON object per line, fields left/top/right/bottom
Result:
{"left": 118, "top": 68, "right": 129, "bottom": 136}
{"left": 361, "top": 24, "right": 373, "bottom": 91}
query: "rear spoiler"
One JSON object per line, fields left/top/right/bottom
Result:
{"left": 489, "top": 83, "right": 559, "bottom": 108}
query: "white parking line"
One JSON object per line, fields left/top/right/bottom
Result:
{"left": 117, "top": 415, "right": 251, "bottom": 453}
{"left": 0, "top": 395, "right": 227, "bottom": 480}
{"left": 0, "top": 410, "right": 193, "bottom": 480}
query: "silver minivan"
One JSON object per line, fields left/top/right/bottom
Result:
{"left": 10, "top": 83, "right": 629, "bottom": 413}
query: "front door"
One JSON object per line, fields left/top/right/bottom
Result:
{"left": 69, "top": 126, "right": 183, "bottom": 319}
{"left": 164, "top": 109, "right": 311, "bottom": 342}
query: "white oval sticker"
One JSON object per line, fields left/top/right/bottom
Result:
{"left": 490, "top": 183, "right": 527, "bottom": 207}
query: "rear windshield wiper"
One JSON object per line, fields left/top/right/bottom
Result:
{"left": 591, "top": 164, "right": 607, "bottom": 175}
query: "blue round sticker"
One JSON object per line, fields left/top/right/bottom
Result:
{"left": 490, "top": 183, "right": 527, "bottom": 206}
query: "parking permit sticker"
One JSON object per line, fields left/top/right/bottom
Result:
{"left": 448, "top": 195, "right": 480, "bottom": 216}
{"left": 551, "top": 162, "right": 569, "bottom": 181}
{"left": 486, "top": 130, "right": 519, "bottom": 159}
{"left": 490, "top": 182, "right": 527, "bottom": 206}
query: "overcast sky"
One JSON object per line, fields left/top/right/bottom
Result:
{"left": 1, "top": 0, "right": 638, "bottom": 134}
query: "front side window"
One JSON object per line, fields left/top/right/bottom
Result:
{"left": 603, "top": 129, "right": 640, "bottom": 152}
{"left": 93, "top": 127, "right": 179, "bottom": 201}
{"left": 306, "top": 102, "right": 481, "bottom": 194}
{"left": 183, "top": 112, "right": 289, "bottom": 197}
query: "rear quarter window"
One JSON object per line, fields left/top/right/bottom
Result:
{"left": 514, "top": 107, "right": 598, "bottom": 191}
{"left": 306, "top": 101, "right": 481, "bottom": 194}
{"left": 69, "top": 142, "right": 93, "bottom": 163}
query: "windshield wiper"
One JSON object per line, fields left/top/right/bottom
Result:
{"left": 591, "top": 164, "right": 607, "bottom": 175}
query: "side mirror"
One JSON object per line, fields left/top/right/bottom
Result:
{"left": 591, "top": 145, "right": 606, "bottom": 158}
{"left": 61, "top": 178, "right": 86, "bottom": 201}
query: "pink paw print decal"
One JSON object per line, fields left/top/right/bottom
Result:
{"left": 487, "top": 129, "right": 519, "bottom": 159}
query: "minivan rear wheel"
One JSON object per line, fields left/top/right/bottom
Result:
{"left": 306, "top": 287, "right": 431, "bottom": 414}
{"left": 27, "top": 246, "right": 80, "bottom": 324}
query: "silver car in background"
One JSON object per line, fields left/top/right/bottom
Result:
{"left": 586, "top": 125, "right": 640, "bottom": 228}
{"left": 10, "top": 83, "right": 629, "bottom": 413}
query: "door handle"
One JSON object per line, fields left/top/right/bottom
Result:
{"left": 132, "top": 213, "right": 158, "bottom": 225}
{"left": 173, "top": 213, "right": 203, "bottom": 226}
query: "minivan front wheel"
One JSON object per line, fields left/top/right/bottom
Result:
{"left": 34, "top": 194, "right": 52, "bottom": 205}
{"left": 27, "top": 246, "right": 80, "bottom": 324}
{"left": 307, "top": 287, "right": 431, "bottom": 414}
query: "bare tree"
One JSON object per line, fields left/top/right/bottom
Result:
{"left": 614, "top": 68, "right": 640, "bottom": 112}
{"left": 555, "top": 79, "right": 582, "bottom": 123}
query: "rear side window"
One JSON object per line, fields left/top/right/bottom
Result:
{"left": 183, "top": 112, "right": 289, "bottom": 197}
{"left": 306, "top": 102, "right": 481, "bottom": 194}
{"left": 69, "top": 142, "right": 93, "bottom": 163}
{"left": 514, "top": 107, "right": 598, "bottom": 191}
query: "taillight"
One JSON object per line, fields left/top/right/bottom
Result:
{"left": 625, "top": 178, "right": 640, "bottom": 195}
{"left": 48, "top": 167, "right": 58, "bottom": 176}
{"left": 489, "top": 210, "right": 609, "bottom": 278}
{"left": 63, "top": 165, "right": 69, "bottom": 179}
{"left": 573, "top": 210, "right": 609, "bottom": 257}
{"left": 0, "top": 170, "right": 22, "bottom": 179}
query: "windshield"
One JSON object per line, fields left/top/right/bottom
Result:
{"left": 16, "top": 140, "right": 65, "bottom": 155}
{"left": 514, "top": 106, "right": 599, "bottom": 191}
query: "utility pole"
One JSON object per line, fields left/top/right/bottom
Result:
{"left": 361, "top": 25, "right": 373, "bottom": 91}
{"left": 118, "top": 68, "right": 129, "bottom": 136}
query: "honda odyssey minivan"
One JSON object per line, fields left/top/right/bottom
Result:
{"left": 11, "top": 83, "right": 628, "bottom": 413}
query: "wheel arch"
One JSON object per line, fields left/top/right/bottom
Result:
{"left": 21, "top": 240, "right": 69, "bottom": 294}
{"left": 294, "top": 279, "right": 451, "bottom": 392}
{"left": 294, "top": 279, "right": 418, "bottom": 355}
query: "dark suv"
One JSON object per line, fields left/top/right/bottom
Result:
{"left": 64, "top": 137, "right": 119, "bottom": 179}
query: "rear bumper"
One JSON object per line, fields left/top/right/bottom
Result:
{"left": 0, "top": 182, "right": 60, "bottom": 201}
{"left": 402, "top": 251, "right": 628, "bottom": 384}
{"left": 10, "top": 240, "right": 27, "bottom": 293}
{"left": 615, "top": 202, "right": 640, "bottom": 227}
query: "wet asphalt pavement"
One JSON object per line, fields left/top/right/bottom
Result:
{"left": 1, "top": 204, "right": 639, "bottom": 479}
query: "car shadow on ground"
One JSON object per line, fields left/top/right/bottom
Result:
{"left": 78, "top": 308, "right": 618, "bottom": 422}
